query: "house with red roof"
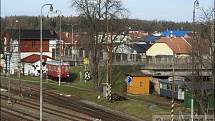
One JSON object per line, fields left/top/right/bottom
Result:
{"left": 21, "top": 54, "right": 53, "bottom": 76}
{"left": 145, "top": 37, "right": 192, "bottom": 65}
{"left": 2, "top": 29, "right": 58, "bottom": 75}
{"left": 146, "top": 37, "right": 192, "bottom": 56}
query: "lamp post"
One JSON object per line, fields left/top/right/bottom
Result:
{"left": 15, "top": 19, "right": 22, "bottom": 97}
{"left": 71, "top": 24, "right": 78, "bottom": 66}
{"left": 192, "top": 0, "right": 199, "bottom": 120}
{"left": 40, "top": 4, "right": 53, "bottom": 121}
{"left": 52, "top": 9, "right": 63, "bottom": 86}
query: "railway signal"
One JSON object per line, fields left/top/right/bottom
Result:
{"left": 84, "top": 71, "right": 90, "bottom": 81}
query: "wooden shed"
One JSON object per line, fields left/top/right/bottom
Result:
{"left": 127, "top": 74, "right": 151, "bottom": 95}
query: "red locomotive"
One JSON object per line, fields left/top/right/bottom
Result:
{"left": 46, "top": 61, "right": 70, "bottom": 79}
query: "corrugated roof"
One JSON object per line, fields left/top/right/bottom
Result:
{"left": 161, "top": 30, "right": 192, "bottom": 37}
{"left": 132, "top": 43, "right": 151, "bottom": 53}
{"left": 21, "top": 54, "right": 52, "bottom": 63}
{"left": 144, "top": 35, "right": 160, "bottom": 43}
{"left": 157, "top": 37, "right": 192, "bottom": 54}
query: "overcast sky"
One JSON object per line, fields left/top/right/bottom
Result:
{"left": 1, "top": 0, "right": 214, "bottom": 22}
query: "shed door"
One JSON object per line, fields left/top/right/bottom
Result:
{"left": 178, "top": 89, "right": 184, "bottom": 100}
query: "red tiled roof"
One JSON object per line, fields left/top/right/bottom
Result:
{"left": 157, "top": 37, "right": 192, "bottom": 54}
{"left": 21, "top": 54, "right": 52, "bottom": 63}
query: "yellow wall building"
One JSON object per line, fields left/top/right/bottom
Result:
{"left": 146, "top": 43, "right": 173, "bottom": 56}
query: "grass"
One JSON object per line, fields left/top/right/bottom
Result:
{"left": 4, "top": 65, "right": 189, "bottom": 121}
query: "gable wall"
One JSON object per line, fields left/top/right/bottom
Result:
{"left": 146, "top": 43, "right": 173, "bottom": 56}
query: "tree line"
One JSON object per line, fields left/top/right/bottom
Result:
{"left": 1, "top": 16, "right": 193, "bottom": 33}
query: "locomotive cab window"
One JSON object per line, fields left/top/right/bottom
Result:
{"left": 65, "top": 66, "right": 69, "bottom": 71}
{"left": 52, "top": 66, "right": 55, "bottom": 70}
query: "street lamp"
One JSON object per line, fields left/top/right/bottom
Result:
{"left": 15, "top": 19, "right": 22, "bottom": 97}
{"left": 40, "top": 4, "right": 53, "bottom": 121}
{"left": 193, "top": 0, "right": 199, "bottom": 24}
{"left": 191, "top": 0, "right": 199, "bottom": 120}
{"left": 55, "top": 10, "right": 62, "bottom": 86}
{"left": 70, "top": 24, "right": 78, "bottom": 66}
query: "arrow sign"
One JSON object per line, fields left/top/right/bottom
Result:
{"left": 127, "top": 76, "right": 133, "bottom": 84}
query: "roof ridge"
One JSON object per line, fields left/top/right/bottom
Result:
{"left": 181, "top": 37, "right": 191, "bottom": 47}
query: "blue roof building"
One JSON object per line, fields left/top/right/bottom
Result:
{"left": 144, "top": 35, "right": 160, "bottom": 43}
{"left": 161, "top": 30, "right": 191, "bottom": 37}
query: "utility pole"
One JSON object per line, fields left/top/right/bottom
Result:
{"left": 16, "top": 20, "right": 22, "bottom": 97}
{"left": 105, "top": 0, "right": 112, "bottom": 102}
{"left": 212, "top": 0, "right": 215, "bottom": 98}
{"left": 192, "top": 0, "right": 199, "bottom": 120}
{"left": 170, "top": 53, "right": 175, "bottom": 121}
{"left": 7, "top": 28, "right": 13, "bottom": 104}
{"left": 7, "top": 53, "right": 12, "bottom": 104}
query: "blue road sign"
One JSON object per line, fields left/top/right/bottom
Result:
{"left": 127, "top": 76, "right": 133, "bottom": 84}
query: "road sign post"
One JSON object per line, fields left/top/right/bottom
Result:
{"left": 84, "top": 71, "right": 90, "bottom": 82}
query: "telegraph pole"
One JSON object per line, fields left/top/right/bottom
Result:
{"left": 212, "top": 0, "right": 215, "bottom": 98}
{"left": 16, "top": 20, "right": 22, "bottom": 97}
{"left": 170, "top": 53, "right": 175, "bottom": 121}
{"left": 106, "top": 0, "right": 112, "bottom": 102}
{"left": 191, "top": 0, "right": 199, "bottom": 120}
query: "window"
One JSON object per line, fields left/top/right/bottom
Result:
{"left": 52, "top": 49, "right": 56, "bottom": 59}
{"left": 166, "top": 84, "right": 172, "bottom": 90}
{"left": 52, "top": 66, "right": 55, "bottom": 70}
{"left": 65, "top": 47, "right": 69, "bottom": 57}
{"left": 140, "top": 81, "right": 144, "bottom": 87}
{"left": 156, "top": 56, "right": 161, "bottom": 64}
{"left": 175, "top": 86, "right": 178, "bottom": 92}
{"left": 163, "top": 84, "right": 167, "bottom": 90}
{"left": 160, "top": 83, "right": 162, "bottom": 88}
{"left": 167, "top": 84, "right": 170, "bottom": 90}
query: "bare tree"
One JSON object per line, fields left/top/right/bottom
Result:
{"left": 71, "top": 0, "right": 128, "bottom": 89}
{"left": 190, "top": 6, "right": 214, "bottom": 115}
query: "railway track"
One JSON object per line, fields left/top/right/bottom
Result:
{"left": 1, "top": 105, "right": 42, "bottom": 121}
{"left": 1, "top": 77, "right": 140, "bottom": 121}
{"left": 1, "top": 94, "right": 91, "bottom": 121}
{"left": 25, "top": 87, "right": 135, "bottom": 121}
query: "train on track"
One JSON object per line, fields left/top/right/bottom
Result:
{"left": 46, "top": 61, "right": 70, "bottom": 80}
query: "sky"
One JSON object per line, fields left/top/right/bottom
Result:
{"left": 1, "top": 0, "right": 214, "bottom": 22}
